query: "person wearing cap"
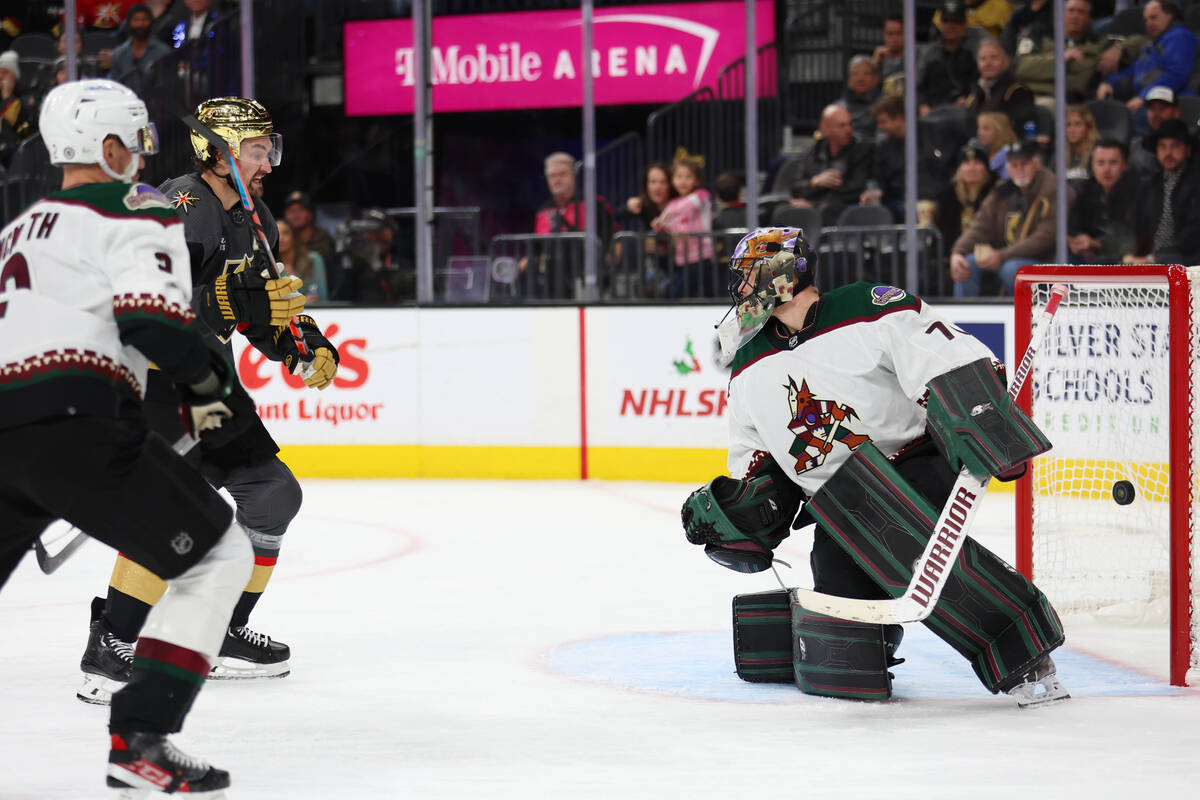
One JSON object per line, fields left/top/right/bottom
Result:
{"left": 934, "top": 141, "right": 998, "bottom": 271}
{"left": 949, "top": 138, "right": 1067, "bottom": 296}
{"left": 1068, "top": 138, "right": 1140, "bottom": 264}
{"left": 1129, "top": 85, "right": 1181, "bottom": 175}
{"left": 1128, "top": 118, "right": 1200, "bottom": 264}
{"left": 1097, "top": 1, "right": 1196, "bottom": 132}
{"left": 917, "top": 1, "right": 984, "bottom": 114}
{"left": 964, "top": 38, "right": 1037, "bottom": 133}
{"left": 932, "top": 0, "right": 1013, "bottom": 40}
{"left": 1014, "top": 0, "right": 1105, "bottom": 105}
{"left": 0, "top": 49, "right": 32, "bottom": 168}
{"left": 283, "top": 189, "right": 336, "bottom": 275}
{"left": 108, "top": 3, "right": 170, "bottom": 96}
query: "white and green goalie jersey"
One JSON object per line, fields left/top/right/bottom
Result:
{"left": 726, "top": 283, "right": 995, "bottom": 494}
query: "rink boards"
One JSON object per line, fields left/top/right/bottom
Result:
{"left": 242, "top": 303, "right": 1012, "bottom": 481}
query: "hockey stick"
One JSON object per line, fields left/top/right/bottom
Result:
{"left": 170, "top": 104, "right": 314, "bottom": 373}
{"left": 788, "top": 284, "right": 1068, "bottom": 625}
{"left": 32, "top": 433, "right": 201, "bottom": 575}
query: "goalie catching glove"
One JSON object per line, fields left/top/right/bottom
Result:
{"left": 277, "top": 314, "right": 339, "bottom": 390}
{"left": 924, "top": 358, "right": 1051, "bottom": 481}
{"left": 681, "top": 467, "right": 803, "bottom": 573}
{"left": 211, "top": 269, "right": 305, "bottom": 327}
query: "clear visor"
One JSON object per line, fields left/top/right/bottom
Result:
{"left": 135, "top": 123, "right": 159, "bottom": 156}
{"left": 237, "top": 133, "right": 283, "bottom": 167}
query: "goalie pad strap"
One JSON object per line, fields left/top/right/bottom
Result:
{"left": 732, "top": 590, "right": 795, "bottom": 683}
{"left": 925, "top": 358, "right": 1051, "bottom": 480}
{"left": 808, "top": 443, "right": 1065, "bottom": 693}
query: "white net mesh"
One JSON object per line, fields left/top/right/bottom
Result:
{"left": 1027, "top": 274, "right": 1198, "bottom": 682}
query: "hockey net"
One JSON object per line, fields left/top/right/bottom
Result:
{"left": 1014, "top": 265, "right": 1199, "bottom": 687}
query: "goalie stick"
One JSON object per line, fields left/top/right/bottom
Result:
{"left": 786, "top": 284, "right": 1068, "bottom": 625}
{"left": 32, "top": 433, "right": 200, "bottom": 575}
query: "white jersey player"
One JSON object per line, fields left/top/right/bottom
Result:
{"left": 0, "top": 79, "right": 258, "bottom": 795}
{"left": 683, "top": 227, "right": 1070, "bottom": 707}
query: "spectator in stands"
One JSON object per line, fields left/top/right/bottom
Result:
{"left": 108, "top": 4, "right": 170, "bottom": 96}
{"left": 1097, "top": 1, "right": 1196, "bottom": 132}
{"left": 1068, "top": 138, "right": 1139, "bottom": 264}
{"left": 934, "top": 141, "right": 998, "bottom": 268}
{"left": 1003, "top": 0, "right": 1055, "bottom": 56}
{"left": 0, "top": 50, "right": 32, "bottom": 168}
{"left": 965, "top": 38, "right": 1036, "bottom": 132}
{"left": 917, "top": 1, "right": 983, "bottom": 114}
{"left": 624, "top": 160, "right": 675, "bottom": 229}
{"left": 283, "top": 190, "right": 337, "bottom": 272}
{"left": 165, "top": 0, "right": 221, "bottom": 48}
{"left": 146, "top": 0, "right": 176, "bottom": 44}
{"left": 976, "top": 110, "right": 1018, "bottom": 179}
{"left": 932, "top": 0, "right": 1014, "bottom": 40}
{"left": 1059, "top": 104, "right": 1100, "bottom": 185}
{"left": 1014, "top": 0, "right": 1104, "bottom": 105}
{"left": 789, "top": 103, "right": 875, "bottom": 225}
{"left": 336, "top": 208, "right": 413, "bottom": 304}
{"left": 1128, "top": 118, "right": 1200, "bottom": 264}
{"left": 1129, "top": 85, "right": 1180, "bottom": 175}
{"left": 652, "top": 155, "right": 717, "bottom": 298}
{"left": 526, "top": 151, "right": 617, "bottom": 298}
{"left": 950, "top": 139, "right": 1065, "bottom": 296}
{"left": 867, "top": 94, "right": 955, "bottom": 222}
{"left": 277, "top": 218, "right": 329, "bottom": 304}
{"left": 874, "top": 13, "right": 906, "bottom": 80}
{"left": 837, "top": 55, "right": 882, "bottom": 140}
{"left": 711, "top": 171, "right": 746, "bottom": 230}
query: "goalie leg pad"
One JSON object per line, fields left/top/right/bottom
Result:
{"left": 732, "top": 590, "right": 795, "bottom": 683}
{"left": 925, "top": 358, "right": 1052, "bottom": 480}
{"left": 791, "top": 608, "right": 895, "bottom": 700}
{"left": 808, "top": 442, "right": 1065, "bottom": 693}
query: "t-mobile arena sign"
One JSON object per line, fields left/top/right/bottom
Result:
{"left": 344, "top": 1, "right": 775, "bottom": 115}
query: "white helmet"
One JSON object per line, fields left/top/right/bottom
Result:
{"left": 39, "top": 79, "right": 159, "bottom": 182}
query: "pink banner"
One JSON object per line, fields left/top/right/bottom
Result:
{"left": 344, "top": 2, "right": 775, "bottom": 115}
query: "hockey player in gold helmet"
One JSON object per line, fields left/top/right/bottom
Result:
{"left": 76, "top": 96, "right": 339, "bottom": 703}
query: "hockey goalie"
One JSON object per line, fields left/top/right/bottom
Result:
{"left": 681, "top": 227, "right": 1070, "bottom": 708}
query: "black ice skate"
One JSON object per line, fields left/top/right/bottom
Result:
{"left": 1004, "top": 654, "right": 1071, "bottom": 708}
{"left": 78, "top": 599, "right": 134, "bottom": 705}
{"left": 107, "top": 731, "right": 229, "bottom": 798}
{"left": 209, "top": 626, "right": 291, "bottom": 679}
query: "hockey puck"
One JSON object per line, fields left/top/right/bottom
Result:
{"left": 1112, "top": 480, "right": 1136, "bottom": 506}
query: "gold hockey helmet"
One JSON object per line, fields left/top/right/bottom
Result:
{"left": 189, "top": 96, "right": 282, "bottom": 166}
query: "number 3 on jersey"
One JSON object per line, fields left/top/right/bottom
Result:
{"left": 0, "top": 253, "right": 31, "bottom": 318}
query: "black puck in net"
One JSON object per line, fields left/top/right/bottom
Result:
{"left": 1112, "top": 480, "right": 1136, "bottom": 506}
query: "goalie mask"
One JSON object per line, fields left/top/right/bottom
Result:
{"left": 39, "top": 79, "right": 159, "bottom": 182}
{"left": 717, "top": 227, "right": 816, "bottom": 361}
{"left": 189, "top": 96, "right": 282, "bottom": 167}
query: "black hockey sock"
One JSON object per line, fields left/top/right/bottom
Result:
{"left": 228, "top": 589, "right": 261, "bottom": 630}
{"left": 109, "top": 639, "right": 209, "bottom": 735}
{"left": 104, "top": 588, "right": 153, "bottom": 642}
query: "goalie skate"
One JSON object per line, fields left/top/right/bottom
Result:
{"left": 1005, "top": 655, "right": 1071, "bottom": 709}
{"left": 107, "top": 732, "right": 229, "bottom": 798}
{"left": 78, "top": 603, "right": 133, "bottom": 705}
{"left": 209, "top": 626, "right": 291, "bottom": 680}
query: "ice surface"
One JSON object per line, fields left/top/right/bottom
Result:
{"left": 1, "top": 480, "right": 1197, "bottom": 799}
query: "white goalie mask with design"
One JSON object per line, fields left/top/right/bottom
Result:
{"left": 716, "top": 227, "right": 817, "bottom": 363}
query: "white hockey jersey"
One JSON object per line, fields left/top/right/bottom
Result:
{"left": 0, "top": 181, "right": 199, "bottom": 428}
{"left": 727, "top": 283, "right": 994, "bottom": 495}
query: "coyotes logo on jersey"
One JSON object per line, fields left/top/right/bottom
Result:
{"left": 784, "top": 376, "right": 869, "bottom": 474}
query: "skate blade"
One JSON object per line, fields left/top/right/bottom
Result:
{"left": 209, "top": 657, "right": 291, "bottom": 680}
{"left": 111, "top": 786, "right": 228, "bottom": 799}
{"left": 77, "top": 672, "right": 125, "bottom": 705}
{"left": 1012, "top": 680, "right": 1071, "bottom": 709}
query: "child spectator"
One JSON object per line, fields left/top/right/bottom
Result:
{"left": 652, "top": 155, "right": 716, "bottom": 297}
{"left": 278, "top": 219, "right": 330, "bottom": 303}
{"left": 711, "top": 171, "right": 746, "bottom": 229}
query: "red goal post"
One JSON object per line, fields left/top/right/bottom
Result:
{"left": 1013, "top": 264, "right": 1198, "bottom": 687}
